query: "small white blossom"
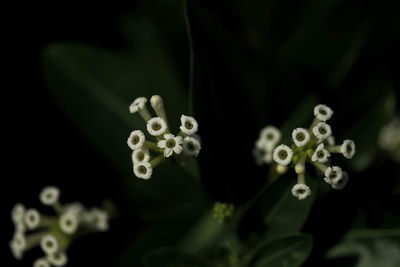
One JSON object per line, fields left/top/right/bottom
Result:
{"left": 10, "top": 241, "right": 23, "bottom": 260}
{"left": 47, "top": 251, "right": 68, "bottom": 266}
{"left": 11, "top": 203, "right": 25, "bottom": 224}
{"left": 158, "top": 134, "right": 183, "bottom": 157}
{"left": 259, "top": 126, "right": 281, "bottom": 149}
{"left": 88, "top": 208, "right": 109, "bottom": 231}
{"left": 253, "top": 147, "right": 268, "bottom": 165}
{"left": 133, "top": 161, "right": 153, "bottom": 179}
{"left": 64, "top": 202, "right": 84, "bottom": 217}
{"left": 24, "top": 209, "right": 41, "bottom": 230}
{"left": 183, "top": 136, "right": 201, "bottom": 157}
{"left": 340, "top": 139, "right": 356, "bottom": 159}
{"left": 11, "top": 232, "right": 26, "bottom": 251}
{"left": 129, "top": 97, "right": 147, "bottom": 113}
{"left": 127, "top": 130, "right": 145, "bottom": 150}
{"left": 311, "top": 144, "right": 331, "bottom": 163}
{"left": 312, "top": 122, "right": 332, "bottom": 141}
{"left": 132, "top": 148, "right": 150, "bottom": 164}
{"left": 180, "top": 115, "right": 198, "bottom": 135}
{"left": 291, "top": 184, "right": 311, "bottom": 200}
{"left": 34, "top": 258, "right": 51, "bottom": 267}
{"left": 292, "top": 128, "right": 310, "bottom": 147}
{"left": 40, "top": 235, "right": 59, "bottom": 255}
{"left": 314, "top": 104, "right": 333, "bottom": 121}
{"left": 59, "top": 212, "right": 79, "bottom": 234}
{"left": 147, "top": 117, "right": 167, "bottom": 136}
{"left": 273, "top": 145, "right": 293, "bottom": 166}
{"left": 324, "top": 166, "right": 343, "bottom": 184}
{"left": 40, "top": 186, "right": 60, "bottom": 206}
{"left": 332, "top": 171, "right": 349, "bottom": 190}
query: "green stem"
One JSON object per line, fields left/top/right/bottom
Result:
{"left": 184, "top": 0, "right": 194, "bottom": 116}
{"left": 312, "top": 161, "right": 328, "bottom": 173}
{"left": 150, "top": 155, "right": 165, "bottom": 167}
{"left": 145, "top": 141, "right": 161, "bottom": 152}
{"left": 326, "top": 145, "right": 341, "bottom": 153}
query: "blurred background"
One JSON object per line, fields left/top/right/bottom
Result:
{"left": 5, "top": 0, "right": 400, "bottom": 266}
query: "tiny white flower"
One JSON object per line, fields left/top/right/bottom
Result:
{"left": 129, "top": 97, "right": 147, "bottom": 113}
{"left": 314, "top": 104, "right": 333, "bottom": 121}
{"left": 312, "top": 122, "right": 332, "bottom": 141}
{"left": 158, "top": 134, "right": 183, "bottom": 157}
{"left": 292, "top": 128, "right": 310, "bottom": 147}
{"left": 24, "top": 209, "right": 41, "bottom": 230}
{"left": 324, "top": 166, "right": 343, "bottom": 185}
{"left": 127, "top": 130, "right": 145, "bottom": 150}
{"left": 59, "top": 212, "right": 79, "bottom": 234}
{"left": 40, "top": 235, "right": 59, "bottom": 255}
{"left": 273, "top": 145, "right": 293, "bottom": 166}
{"left": 253, "top": 147, "right": 267, "bottom": 165}
{"left": 34, "top": 258, "right": 51, "bottom": 267}
{"left": 133, "top": 161, "right": 153, "bottom": 179}
{"left": 183, "top": 136, "right": 201, "bottom": 157}
{"left": 332, "top": 171, "right": 349, "bottom": 190}
{"left": 147, "top": 117, "right": 167, "bottom": 136}
{"left": 10, "top": 240, "right": 23, "bottom": 260}
{"left": 64, "top": 202, "right": 84, "bottom": 216}
{"left": 132, "top": 148, "right": 150, "bottom": 164}
{"left": 340, "top": 139, "right": 356, "bottom": 159}
{"left": 180, "top": 115, "right": 198, "bottom": 135}
{"left": 291, "top": 184, "right": 311, "bottom": 200}
{"left": 47, "top": 251, "right": 68, "bottom": 266}
{"left": 11, "top": 232, "right": 26, "bottom": 251}
{"left": 40, "top": 186, "right": 60, "bottom": 206}
{"left": 311, "top": 143, "right": 331, "bottom": 163}
{"left": 88, "top": 208, "right": 109, "bottom": 231}
{"left": 11, "top": 203, "right": 25, "bottom": 224}
{"left": 259, "top": 126, "right": 281, "bottom": 149}
{"left": 325, "top": 136, "right": 335, "bottom": 146}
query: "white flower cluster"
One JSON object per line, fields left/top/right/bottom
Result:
{"left": 128, "top": 95, "right": 201, "bottom": 179}
{"left": 266, "top": 104, "right": 356, "bottom": 200}
{"left": 10, "top": 186, "right": 109, "bottom": 266}
{"left": 253, "top": 126, "right": 281, "bottom": 165}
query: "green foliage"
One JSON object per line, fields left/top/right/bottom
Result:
{"left": 249, "top": 234, "right": 313, "bottom": 267}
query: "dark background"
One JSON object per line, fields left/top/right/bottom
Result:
{"left": 5, "top": 0, "right": 400, "bottom": 266}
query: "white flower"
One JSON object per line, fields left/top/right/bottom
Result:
{"left": 253, "top": 147, "right": 267, "bottom": 165}
{"left": 40, "top": 186, "right": 60, "bottom": 206}
{"left": 40, "top": 235, "right": 59, "bottom": 255}
{"left": 11, "top": 232, "right": 26, "bottom": 251}
{"left": 64, "top": 202, "right": 84, "bottom": 216}
{"left": 127, "top": 130, "right": 145, "bottom": 150}
{"left": 311, "top": 144, "right": 331, "bottom": 163}
{"left": 332, "top": 171, "right": 349, "bottom": 190}
{"left": 312, "top": 122, "right": 332, "bottom": 141}
{"left": 132, "top": 148, "right": 150, "bottom": 164}
{"left": 273, "top": 145, "right": 293, "bottom": 166}
{"left": 182, "top": 136, "right": 201, "bottom": 157}
{"left": 59, "top": 212, "right": 79, "bottom": 234}
{"left": 324, "top": 166, "right": 343, "bottom": 184}
{"left": 47, "top": 251, "right": 68, "bottom": 266}
{"left": 11, "top": 203, "right": 25, "bottom": 224}
{"left": 158, "top": 134, "right": 183, "bottom": 157}
{"left": 340, "top": 139, "right": 356, "bottom": 159}
{"left": 133, "top": 161, "right": 153, "bottom": 179}
{"left": 314, "top": 104, "right": 333, "bottom": 121}
{"left": 10, "top": 240, "right": 23, "bottom": 260}
{"left": 34, "top": 258, "right": 51, "bottom": 267}
{"left": 147, "top": 117, "right": 167, "bottom": 136}
{"left": 88, "top": 208, "right": 109, "bottom": 231}
{"left": 180, "top": 115, "right": 198, "bottom": 135}
{"left": 24, "top": 209, "right": 41, "bottom": 230}
{"left": 259, "top": 126, "right": 281, "bottom": 149}
{"left": 292, "top": 128, "right": 310, "bottom": 147}
{"left": 129, "top": 97, "right": 147, "bottom": 113}
{"left": 291, "top": 184, "right": 311, "bottom": 200}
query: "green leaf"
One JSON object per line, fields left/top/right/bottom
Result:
{"left": 142, "top": 248, "right": 208, "bottom": 267}
{"left": 261, "top": 175, "right": 318, "bottom": 242}
{"left": 42, "top": 31, "right": 202, "bottom": 211}
{"left": 249, "top": 234, "right": 313, "bottom": 267}
{"left": 326, "top": 229, "right": 400, "bottom": 267}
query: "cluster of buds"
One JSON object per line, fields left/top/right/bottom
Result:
{"left": 257, "top": 105, "right": 356, "bottom": 200}
{"left": 10, "top": 186, "right": 109, "bottom": 267}
{"left": 213, "top": 202, "right": 234, "bottom": 224}
{"left": 127, "top": 95, "right": 201, "bottom": 179}
{"left": 253, "top": 126, "right": 281, "bottom": 165}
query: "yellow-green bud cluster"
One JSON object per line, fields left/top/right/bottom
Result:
{"left": 213, "top": 202, "right": 234, "bottom": 224}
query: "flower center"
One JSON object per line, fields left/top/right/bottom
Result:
{"left": 297, "top": 189, "right": 305, "bottom": 194}
{"left": 317, "top": 150, "right": 325, "bottom": 158}
{"left": 137, "top": 152, "right": 145, "bottom": 161}
{"left": 329, "top": 171, "right": 337, "bottom": 179}
{"left": 152, "top": 123, "right": 161, "bottom": 131}
{"left": 138, "top": 166, "right": 147, "bottom": 174}
{"left": 185, "top": 121, "right": 193, "bottom": 129}
{"left": 186, "top": 142, "right": 195, "bottom": 151}
{"left": 319, "top": 108, "right": 327, "bottom": 115}
{"left": 46, "top": 241, "right": 54, "bottom": 248}
{"left": 266, "top": 133, "right": 274, "bottom": 140}
{"left": 346, "top": 144, "right": 352, "bottom": 153}
{"left": 132, "top": 135, "right": 140, "bottom": 144}
{"left": 167, "top": 139, "right": 176, "bottom": 148}
{"left": 278, "top": 150, "right": 288, "bottom": 160}
{"left": 319, "top": 127, "right": 327, "bottom": 135}
{"left": 296, "top": 132, "right": 305, "bottom": 141}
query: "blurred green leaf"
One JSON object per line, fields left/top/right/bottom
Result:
{"left": 142, "top": 247, "right": 208, "bottom": 267}
{"left": 262, "top": 175, "right": 318, "bottom": 242}
{"left": 327, "top": 229, "right": 400, "bottom": 267}
{"left": 249, "top": 233, "right": 313, "bottom": 267}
